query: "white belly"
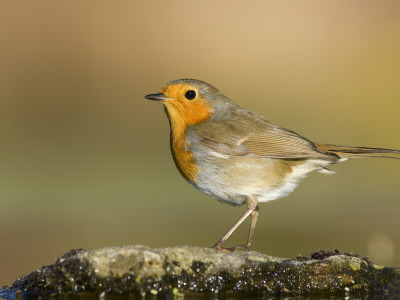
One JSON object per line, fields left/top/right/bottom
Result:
{"left": 257, "top": 159, "right": 333, "bottom": 202}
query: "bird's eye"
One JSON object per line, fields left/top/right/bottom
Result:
{"left": 184, "top": 90, "right": 196, "bottom": 100}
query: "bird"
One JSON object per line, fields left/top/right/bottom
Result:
{"left": 145, "top": 79, "right": 399, "bottom": 251}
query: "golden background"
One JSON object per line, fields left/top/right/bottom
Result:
{"left": 1, "top": 1, "right": 399, "bottom": 285}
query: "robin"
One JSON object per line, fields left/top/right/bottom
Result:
{"left": 145, "top": 79, "right": 399, "bottom": 251}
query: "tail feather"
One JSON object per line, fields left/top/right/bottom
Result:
{"left": 315, "top": 143, "right": 400, "bottom": 160}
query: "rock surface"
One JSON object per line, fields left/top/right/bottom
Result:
{"left": 1, "top": 246, "right": 400, "bottom": 298}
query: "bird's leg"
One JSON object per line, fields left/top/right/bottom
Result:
{"left": 246, "top": 203, "right": 259, "bottom": 248}
{"left": 212, "top": 209, "right": 252, "bottom": 251}
{"left": 212, "top": 195, "right": 259, "bottom": 251}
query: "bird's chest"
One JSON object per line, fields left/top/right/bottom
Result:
{"left": 170, "top": 130, "right": 199, "bottom": 183}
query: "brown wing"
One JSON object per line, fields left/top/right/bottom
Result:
{"left": 199, "top": 124, "right": 338, "bottom": 161}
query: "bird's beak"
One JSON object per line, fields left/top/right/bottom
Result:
{"left": 144, "top": 93, "right": 170, "bottom": 101}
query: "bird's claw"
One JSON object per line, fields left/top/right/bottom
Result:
{"left": 211, "top": 244, "right": 250, "bottom": 252}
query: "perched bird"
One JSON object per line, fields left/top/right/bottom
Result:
{"left": 145, "top": 79, "right": 399, "bottom": 251}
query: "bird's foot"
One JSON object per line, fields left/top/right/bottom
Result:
{"left": 211, "top": 244, "right": 250, "bottom": 252}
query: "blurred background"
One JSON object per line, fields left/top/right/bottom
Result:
{"left": 1, "top": 0, "right": 399, "bottom": 286}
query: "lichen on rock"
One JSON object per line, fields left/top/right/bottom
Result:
{"left": 1, "top": 246, "right": 399, "bottom": 298}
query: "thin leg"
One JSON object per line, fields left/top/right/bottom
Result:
{"left": 246, "top": 205, "right": 259, "bottom": 248}
{"left": 212, "top": 207, "right": 253, "bottom": 249}
{"left": 212, "top": 195, "right": 259, "bottom": 251}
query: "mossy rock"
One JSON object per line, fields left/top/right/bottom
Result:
{"left": 1, "top": 246, "right": 399, "bottom": 298}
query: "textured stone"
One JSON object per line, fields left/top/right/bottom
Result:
{"left": 1, "top": 246, "right": 399, "bottom": 298}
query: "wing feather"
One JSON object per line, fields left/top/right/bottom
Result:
{"left": 197, "top": 122, "right": 338, "bottom": 160}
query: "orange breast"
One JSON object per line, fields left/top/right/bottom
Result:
{"left": 170, "top": 128, "right": 199, "bottom": 183}
{"left": 161, "top": 85, "right": 212, "bottom": 183}
{"left": 165, "top": 104, "right": 211, "bottom": 183}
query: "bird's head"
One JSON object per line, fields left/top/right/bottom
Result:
{"left": 145, "top": 79, "right": 230, "bottom": 128}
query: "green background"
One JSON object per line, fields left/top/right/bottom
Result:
{"left": 1, "top": 1, "right": 399, "bottom": 286}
